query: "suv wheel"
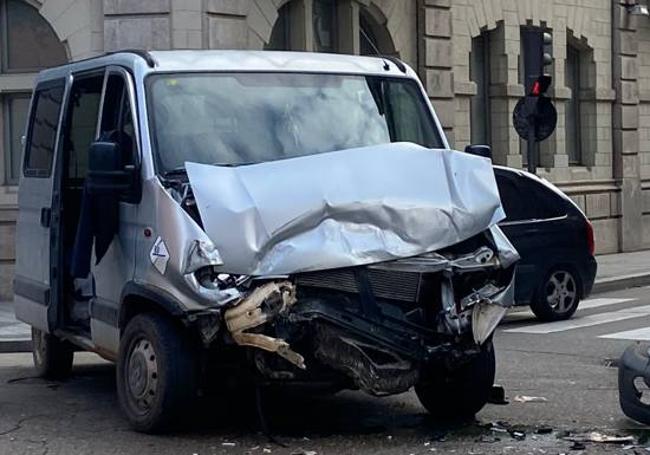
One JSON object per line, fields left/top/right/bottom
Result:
{"left": 415, "top": 340, "right": 495, "bottom": 421}
{"left": 531, "top": 268, "right": 580, "bottom": 321}
{"left": 32, "top": 327, "right": 74, "bottom": 379}
{"left": 116, "top": 313, "right": 198, "bottom": 433}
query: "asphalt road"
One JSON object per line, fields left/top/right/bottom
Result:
{"left": 3, "top": 287, "right": 650, "bottom": 454}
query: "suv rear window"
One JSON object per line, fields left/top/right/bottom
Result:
{"left": 496, "top": 172, "right": 566, "bottom": 222}
{"left": 24, "top": 82, "right": 65, "bottom": 177}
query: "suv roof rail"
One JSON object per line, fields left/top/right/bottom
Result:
{"left": 380, "top": 55, "right": 407, "bottom": 74}
{"left": 104, "top": 49, "right": 157, "bottom": 68}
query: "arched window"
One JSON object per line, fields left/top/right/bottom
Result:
{"left": 359, "top": 6, "right": 396, "bottom": 56}
{"left": 266, "top": 2, "right": 291, "bottom": 51}
{"left": 266, "top": 0, "right": 396, "bottom": 57}
{"left": 2, "top": 0, "right": 66, "bottom": 71}
{"left": 0, "top": 0, "right": 66, "bottom": 184}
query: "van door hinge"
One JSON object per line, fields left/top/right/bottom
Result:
{"left": 40, "top": 207, "right": 51, "bottom": 228}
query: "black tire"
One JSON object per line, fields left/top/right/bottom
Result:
{"left": 31, "top": 327, "right": 74, "bottom": 380}
{"left": 415, "top": 340, "right": 495, "bottom": 422}
{"left": 530, "top": 267, "right": 581, "bottom": 322}
{"left": 116, "top": 313, "right": 199, "bottom": 433}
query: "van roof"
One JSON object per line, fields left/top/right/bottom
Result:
{"left": 35, "top": 50, "right": 414, "bottom": 84}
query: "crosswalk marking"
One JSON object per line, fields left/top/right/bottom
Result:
{"left": 600, "top": 327, "right": 650, "bottom": 341}
{"left": 578, "top": 298, "right": 636, "bottom": 310}
{"left": 504, "top": 304, "right": 650, "bottom": 334}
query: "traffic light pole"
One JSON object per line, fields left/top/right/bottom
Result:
{"left": 525, "top": 95, "right": 539, "bottom": 174}
{"left": 527, "top": 123, "right": 537, "bottom": 174}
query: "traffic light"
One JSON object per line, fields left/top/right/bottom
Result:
{"left": 514, "top": 28, "right": 557, "bottom": 174}
{"left": 521, "top": 28, "right": 553, "bottom": 96}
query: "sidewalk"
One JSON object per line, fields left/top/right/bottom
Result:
{"left": 0, "top": 251, "right": 649, "bottom": 352}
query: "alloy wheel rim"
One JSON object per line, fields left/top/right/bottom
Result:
{"left": 126, "top": 338, "right": 159, "bottom": 413}
{"left": 544, "top": 271, "right": 577, "bottom": 313}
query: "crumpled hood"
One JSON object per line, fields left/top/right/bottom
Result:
{"left": 186, "top": 142, "right": 505, "bottom": 275}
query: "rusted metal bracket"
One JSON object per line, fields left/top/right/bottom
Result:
{"left": 224, "top": 281, "right": 305, "bottom": 369}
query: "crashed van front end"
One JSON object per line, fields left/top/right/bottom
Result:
{"left": 157, "top": 142, "right": 518, "bottom": 397}
{"left": 221, "top": 228, "right": 516, "bottom": 396}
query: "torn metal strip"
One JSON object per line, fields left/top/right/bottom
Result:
{"left": 224, "top": 281, "right": 305, "bottom": 369}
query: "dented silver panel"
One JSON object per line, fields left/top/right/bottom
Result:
{"left": 186, "top": 142, "right": 506, "bottom": 276}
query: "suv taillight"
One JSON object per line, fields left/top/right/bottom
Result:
{"left": 586, "top": 220, "right": 595, "bottom": 256}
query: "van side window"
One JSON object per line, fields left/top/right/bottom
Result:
{"left": 23, "top": 83, "right": 64, "bottom": 177}
{"left": 99, "top": 74, "right": 136, "bottom": 167}
{"left": 65, "top": 76, "right": 104, "bottom": 180}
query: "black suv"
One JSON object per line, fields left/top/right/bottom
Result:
{"left": 494, "top": 166, "right": 597, "bottom": 321}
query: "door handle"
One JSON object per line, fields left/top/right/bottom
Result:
{"left": 40, "top": 207, "right": 51, "bottom": 228}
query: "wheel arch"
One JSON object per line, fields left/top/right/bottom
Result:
{"left": 119, "top": 282, "right": 186, "bottom": 331}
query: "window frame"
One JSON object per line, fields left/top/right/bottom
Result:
{"left": 22, "top": 78, "right": 66, "bottom": 179}
{"left": 96, "top": 66, "right": 142, "bottom": 171}
{"left": 3, "top": 91, "right": 31, "bottom": 184}
{"left": 565, "top": 44, "right": 582, "bottom": 166}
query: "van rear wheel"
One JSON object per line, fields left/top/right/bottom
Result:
{"left": 415, "top": 340, "right": 495, "bottom": 422}
{"left": 32, "top": 328, "right": 74, "bottom": 380}
{"left": 117, "top": 313, "right": 198, "bottom": 433}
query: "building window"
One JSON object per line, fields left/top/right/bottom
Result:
{"left": 267, "top": 3, "right": 291, "bottom": 51}
{"left": 470, "top": 32, "right": 490, "bottom": 145}
{"left": 565, "top": 44, "right": 582, "bottom": 165}
{"left": 3, "top": 93, "right": 30, "bottom": 183}
{"left": 1, "top": 0, "right": 67, "bottom": 72}
{"left": 359, "top": 6, "right": 396, "bottom": 56}
{"left": 313, "top": 0, "right": 336, "bottom": 52}
{"left": 267, "top": 1, "right": 396, "bottom": 56}
{"left": 0, "top": 0, "right": 66, "bottom": 185}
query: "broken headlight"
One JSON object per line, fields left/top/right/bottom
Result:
{"left": 183, "top": 240, "right": 241, "bottom": 306}
{"left": 195, "top": 265, "right": 220, "bottom": 289}
{"left": 184, "top": 239, "right": 223, "bottom": 274}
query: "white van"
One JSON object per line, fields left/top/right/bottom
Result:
{"left": 15, "top": 50, "right": 517, "bottom": 432}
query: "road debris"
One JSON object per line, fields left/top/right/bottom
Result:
{"left": 564, "top": 432, "right": 635, "bottom": 444}
{"left": 509, "top": 430, "right": 526, "bottom": 441}
{"left": 488, "top": 385, "right": 509, "bottom": 405}
{"left": 570, "top": 441, "right": 586, "bottom": 450}
{"left": 513, "top": 395, "right": 548, "bottom": 403}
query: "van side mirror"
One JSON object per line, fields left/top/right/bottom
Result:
{"left": 464, "top": 144, "right": 492, "bottom": 160}
{"left": 87, "top": 141, "right": 138, "bottom": 199}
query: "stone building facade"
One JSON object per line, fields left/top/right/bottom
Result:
{"left": 0, "top": 0, "right": 647, "bottom": 299}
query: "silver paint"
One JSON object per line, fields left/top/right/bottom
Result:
{"left": 186, "top": 142, "right": 506, "bottom": 276}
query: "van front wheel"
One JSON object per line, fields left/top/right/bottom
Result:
{"left": 117, "top": 313, "right": 198, "bottom": 433}
{"left": 32, "top": 328, "right": 74, "bottom": 379}
{"left": 415, "top": 340, "right": 495, "bottom": 421}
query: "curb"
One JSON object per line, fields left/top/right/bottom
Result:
{"left": 593, "top": 272, "right": 650, "bottom": 295}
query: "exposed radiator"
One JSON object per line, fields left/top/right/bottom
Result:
{"left": 296, "top": 268, "right": 421, "bottom": 302}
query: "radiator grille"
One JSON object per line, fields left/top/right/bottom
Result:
{"left": 296, "top": 268, "right": 421, "bottom": 302}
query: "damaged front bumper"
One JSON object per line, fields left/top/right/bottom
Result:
{"left": 214, "top": 238, "right": 515, "bottom": 396}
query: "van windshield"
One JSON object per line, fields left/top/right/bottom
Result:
{"left": 146, "top": 72, "right": 444, "bottom": 174}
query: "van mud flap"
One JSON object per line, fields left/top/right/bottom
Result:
{"left": 224, "top": 282, "right": 305, "bottom": 369}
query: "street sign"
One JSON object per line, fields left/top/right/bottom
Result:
{"left": 513, "top": 96, "right": 558, "bottom": 142}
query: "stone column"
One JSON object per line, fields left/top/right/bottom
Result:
{"left": 612, "top": 3, "right": 642, "bottom": 251}
{"left": 419, "top": 0, "right": 454, "bottom": 145}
